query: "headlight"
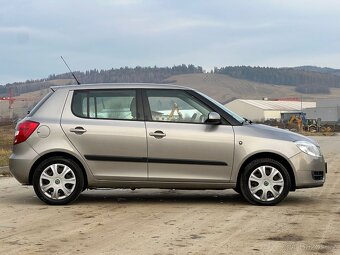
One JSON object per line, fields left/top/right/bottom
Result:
{"left": 295, "top": 141, "right": 321, "bottom": 157}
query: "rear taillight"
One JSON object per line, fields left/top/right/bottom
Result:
{"left": 14, "top": 120, "right": 40, "bottom": 145}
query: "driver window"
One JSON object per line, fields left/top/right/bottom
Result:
{"left": 146, "top": 90, "right": 211, "bottom": 123}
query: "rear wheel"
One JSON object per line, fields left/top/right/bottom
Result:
{"left": 240, "top": 158, "right": 291, "bottom": 205}
{"left": 33, "top": 156, "right": 84, "bottom": 205}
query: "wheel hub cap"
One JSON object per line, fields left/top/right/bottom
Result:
{"left": 39, "top": 163, "right": 76, "bottom": 200}
{"left": 248, "top": 165, "right": 284, "bottom": 202}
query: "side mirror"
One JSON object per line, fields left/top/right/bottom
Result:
{"left": 206, "top": 112, "right": 221, "bottom": 125}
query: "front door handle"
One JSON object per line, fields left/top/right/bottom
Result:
{"left": 149, "top": 130, "right": 166, "bottom": 138}
{"left": 70, "top": 127, "right": 87, "bottom": 134}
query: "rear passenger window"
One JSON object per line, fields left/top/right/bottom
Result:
{"left": 72, "top": 90, "right": 137, "bottom": 120}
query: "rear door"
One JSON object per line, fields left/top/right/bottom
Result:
{"left": 61, "top": 89, "right": 147, "bottom": 181}
{"left": 143, "top": 89, "right": 235, "bottom": 182}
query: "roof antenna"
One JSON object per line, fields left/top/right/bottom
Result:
{"left": 60, "top": 56, "right": 81, "bottom": 85}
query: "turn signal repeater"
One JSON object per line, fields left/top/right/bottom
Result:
{"left": 14, "top": 120, "right": 40, "bottom": 144}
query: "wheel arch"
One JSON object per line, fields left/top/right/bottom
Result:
{"left": 236, "top": 152, "right": 296, "bottom": 191}
{"left": 29, "top": 151, "right": 88, "bottom": 189}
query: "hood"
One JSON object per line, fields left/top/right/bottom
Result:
{"left": 240, "top": 124, "right": 318, "bottom": 146}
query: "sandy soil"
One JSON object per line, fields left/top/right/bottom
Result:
{"left": 0, "top": 136, "right": 339, "bottom": 255}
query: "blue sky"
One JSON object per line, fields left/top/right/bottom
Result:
{"left": 1, "top": 0, "right": 340, "bottom": 84}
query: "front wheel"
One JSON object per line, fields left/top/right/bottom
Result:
{"left": 240, "top": 158, "right": 291, "bottom": 206}
{"left": 33, "top": 156, "right": 84, "bottom": 205}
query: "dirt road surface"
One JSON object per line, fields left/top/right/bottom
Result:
{"left": 0, "top": 136, "right": 339, "bottom": 255}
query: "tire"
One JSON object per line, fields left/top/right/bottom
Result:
{"left": 33, "top": 156, "right": 84, "bottom": 205}
{"left": 239, "top": 158, "right": 291, "bottom": 206}
{"left": 309, "top": 125, "right": 317, "bottom": 133}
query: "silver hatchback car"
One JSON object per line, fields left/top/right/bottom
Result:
{"left": 9, "top": 84, "right": 326, "bottom": 205}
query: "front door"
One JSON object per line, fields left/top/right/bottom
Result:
{"left": 61, "top": 89, "right": 147, "bottom": 181}
{"left": 144, "top": 89, "right": 235, "bottom": 182}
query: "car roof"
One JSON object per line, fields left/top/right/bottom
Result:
{"left": 51, "top": 83, "right": 191, "bottom": 91}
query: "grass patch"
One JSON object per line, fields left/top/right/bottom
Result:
{"left": 0, "top": 148, "right": 11, "bottom": 167}
{"left": 0, "top": 125, "right": 14, "bottom": 167}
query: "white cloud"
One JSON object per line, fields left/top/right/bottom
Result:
{"left": 0, "top": 25, "right": 66, "bottom": 42}
{"left": 144, "top": 18, "right": 225, "bottom": 33}
{"left": 97, "top": 0, "right": 142, "bottom": 6}
{"left": 1, "top": 0, "right": 340, "bottom": 84}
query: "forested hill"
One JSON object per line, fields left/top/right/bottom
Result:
{"left": 294, "top": 65, "right": 340, "bottom": 76}
{"left": 215, "top": 66, "right": 340, "bottom": 93}
{"left": 1, "top": 65, "right": 203, "bottom": 96}
{"left": 50, "top": 64, "right": 203, "bottom": 84}
{"left": 2, "top": 64, "right": 340, "bottom": 96}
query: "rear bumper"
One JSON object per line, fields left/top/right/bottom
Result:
{"left": 9, "top": 142, "right": 38, "bottom": 184}
{"left": 290, "top": 152, "right": 326, "bottom": 189}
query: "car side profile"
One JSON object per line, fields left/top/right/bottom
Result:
{"left": 9, "top": 83, "right": 327, "bottom": 205}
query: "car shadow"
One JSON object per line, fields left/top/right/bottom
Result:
{"left": 74, "top": 189, "right": 321, "bottom": 207}
{"left": 4, "top": 187, "right": 321, "bottom": 207}
{"left": 74, "top": 189, "right": 250, "bottom": 205}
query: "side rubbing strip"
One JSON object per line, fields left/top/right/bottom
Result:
{"left": 84, "top": 155, "right": 147, "bottom": 162}
{"left": 148, "top": 158, "right": 227, "bottom": 166}
{"left": 84, "top": 155, "right": 227, "bottom": 166}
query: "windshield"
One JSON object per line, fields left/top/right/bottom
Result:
{"left": 196, "top": 91, "right": 245, "bottom": 124}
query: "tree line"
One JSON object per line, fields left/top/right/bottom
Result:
{"left": 1, "top": 65, "right": 203, "bottom": 96}
{"left": 215, "top": 66, "right": 340, "bottom": 93}
{"left": 2, "top": 64, "right": 339, "bottom": 96}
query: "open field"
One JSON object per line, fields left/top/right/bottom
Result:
{"left": 0, "top": 89, "right": 49, "bottom": 119}
{"left": 0, "top": 136, "right": 339, "bottom": 254}
{"left": 166, "top": 73, "right": 340, "bottom": 103}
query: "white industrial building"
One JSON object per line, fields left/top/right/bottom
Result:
{"left": 225, "top": 99, "right": 316, "bottom": 122}
{"left": 304, "top": 99, "right": 340, "bottom": 122}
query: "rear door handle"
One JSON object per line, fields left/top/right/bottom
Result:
{"left": 149, "top": 130, "right": 166, "bottom": 138}
{"left": 70, "top": 127, "right": 87, "bottom": 134}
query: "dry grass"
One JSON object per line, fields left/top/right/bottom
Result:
{"left": 0, "top": 149, "right": 11, "bottom": 167}
{"left": 0, "top": 125, "right": 14, "bottom": 167}
{"left": 166, "top": 73, "right": 340, "bottom": 103}
{"left": 300, "top": 131, "right": 335, "bottom": 136}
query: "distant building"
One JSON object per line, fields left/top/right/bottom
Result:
{"left": 225, "top": 99, "right": 316, "bottom": 122}
{"left": 304, "top": 99, "right": 340, "bottom": 122}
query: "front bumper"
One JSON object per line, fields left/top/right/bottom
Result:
{"left": 290, "top": 152, "right": 326, "bottom": 189}
{"left": 9, "top": 142, "right": 39, "bottom": 184}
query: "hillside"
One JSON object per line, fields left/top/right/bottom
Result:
{"left": 165, "top": 73, "right": 340, "bottom": 103}
{"left": 294, "top": 66, "right": 340, "bottom": 76}
{"left": 0, "top": 89, "right": 50, "bottom": 119}
{"left": 2, "top": 73, "right": 340, "bottom": 119}
{"left": 0, "top": 79, "right": 74, "bottom": 97}
{"left": 1, "top": 65, "right": 203, "bottom": 96}
{"left": 215, "top": 66, "right": 340, "bottom": 93}
{"left": 3, "top": 65, "right": 340, "bottom": 97}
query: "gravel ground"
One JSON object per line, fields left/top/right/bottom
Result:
{"left": 0, "top": 136, "right": 339, "bottom": 255}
